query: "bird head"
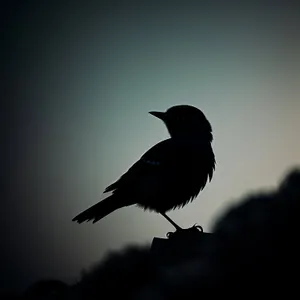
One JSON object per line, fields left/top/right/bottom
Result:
{"left": 149, "top": 105, "right": 213, "bottom": 141}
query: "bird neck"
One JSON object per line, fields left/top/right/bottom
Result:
{"left": 168, "top": 130, "right": 213, "bottom": 143}
{"left": 166, "top": 123, "right": 213, "bottom": 143}
{"left": 170, "top": 133, "right": 213, "bottom": 144}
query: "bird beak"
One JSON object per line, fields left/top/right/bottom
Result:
{"left": 149, "top": 111, "right": 166, "bottom": 120}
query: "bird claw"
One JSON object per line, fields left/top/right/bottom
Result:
{"left": 166, "top": 224, "right": 203, "bottom": 238}
{"left": 166, "top": 231, "right": 175, "bottom": 238}
{"left": 193, "top": 223, "right": 203, "bottom": 232}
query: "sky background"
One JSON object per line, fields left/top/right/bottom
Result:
{"left": 3, "top": 0, "right": 300, "bottom": 294}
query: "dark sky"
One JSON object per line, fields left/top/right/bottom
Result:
{"left": 3, "top": 0, "right": 300, "bottom": 294}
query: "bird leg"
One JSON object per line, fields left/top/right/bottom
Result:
{"left": 160, "top": 212, "right": 182, "bottom": 231}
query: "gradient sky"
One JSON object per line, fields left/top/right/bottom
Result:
{"left": 3, "top": 1, "right": 300, "bottom": 294}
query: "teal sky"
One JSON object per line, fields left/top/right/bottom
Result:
{"left": 4, "top": 1, "right": 300, "bottom": 293}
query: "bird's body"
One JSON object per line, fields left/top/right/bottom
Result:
{"left": 73, "top": 105, "right": 216, "bottom": 229}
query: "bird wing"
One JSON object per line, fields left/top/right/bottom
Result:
{"left": 103, "top": 138, "right": 212, "bottom": 196}
{"left": 103, "top": 138, "right": 180, "bottom": 194}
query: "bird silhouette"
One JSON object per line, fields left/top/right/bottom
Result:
{"left": 72, "top": 105, "right": 216, "bottom": 231}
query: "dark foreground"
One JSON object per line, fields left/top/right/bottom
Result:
{"left": 4, "top": 167, "right": 300, "bottom": 299}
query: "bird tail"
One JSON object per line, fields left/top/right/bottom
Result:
{"left": 72, "top": 195, "right": 124, "bottom": 224}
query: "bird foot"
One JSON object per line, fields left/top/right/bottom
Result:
{"left": 166, "top": 223, "right": 203, "bottom": 239}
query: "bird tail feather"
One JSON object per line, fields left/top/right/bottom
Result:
{"left": 72, "top": 195, "right": 123, "bottom": 224}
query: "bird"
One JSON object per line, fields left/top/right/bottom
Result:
{"left": 72, "top": 105, "right": 216, "bottom": 231}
